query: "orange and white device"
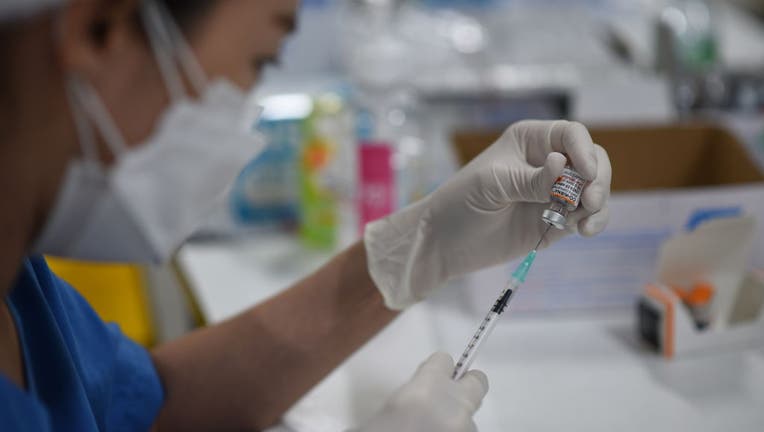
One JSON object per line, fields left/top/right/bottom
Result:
{"left": 637, "top": 216, "right": 764, "bottom": 358}
{"left": 636, "top": 215, "right": 764, "bottom": 358}
{"left": 638, "top": 274, "right": 764, "bottom": 359}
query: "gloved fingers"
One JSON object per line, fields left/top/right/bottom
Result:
{"left": 456, "top": 369, "right": 490, "bottom": 411}
{"left": 493, "top": 152, "right": 566, "bottom": 203}
{"left": 548, "top": 121, "right": 598, "bottom": 180}
{"left": 559, "top": 207, "right": 589, "bottom": 236}
{"left": 417, "top": 352, "right": 455, "bottom": 376}
{"left": 579, "top": 144, "right": 612, "bottom": 214}
{"left": 509, "top": 120, "right": 559, "bottom": 167}
{"left": 560, "top": 199, "right": 609, "bottom": 237}
{"left": 577, "top": 205, "right": 610, "bottom": 237}
{"left": 511, "top": 120, "right": 597, "bottom": 180}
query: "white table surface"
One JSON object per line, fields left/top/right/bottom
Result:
{"left": 177, "top": 234, "right": 764, "bottom": 432}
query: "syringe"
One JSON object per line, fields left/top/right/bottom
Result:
{"left": 452, "top": 226, "right": 549, "bottom": 380}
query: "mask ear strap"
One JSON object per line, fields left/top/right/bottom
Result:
{"left": 140, "top": 0, "right": 207, "bottom": 98}
{"left": 65, "top": 78, "right": 100, "bottom": 166}
{"left": 140, "top": 0, "right": 186, "bottom": 101}
{"left": 155, "top": 0, "right": 208, "bottom": 94}
{"left": 68, "top": 75, "right": 128, "bottom": 159}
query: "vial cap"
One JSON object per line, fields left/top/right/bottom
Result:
{"left": 542, "top": 209, "right": 566, "bottom": 230}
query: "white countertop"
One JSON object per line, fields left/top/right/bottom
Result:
{"left": 177, "top": 234, "right": 764, "bottom": 432}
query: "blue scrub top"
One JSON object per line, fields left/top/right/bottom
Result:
{"left": 0, "top": 256, "right": 164, "bottom": 431}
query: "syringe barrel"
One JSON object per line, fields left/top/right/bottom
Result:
{"left": 453, "top": 279, "right": 520, "bottom": 380}
{"left": 452, "top": 311, "right": 500, "bottom": 380}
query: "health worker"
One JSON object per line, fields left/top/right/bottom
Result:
{"left": 0, "top": 0, "right": 612, "bottom": 431}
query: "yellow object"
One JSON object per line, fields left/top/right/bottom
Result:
{"left": 45, "top": 257, "right": 156, "bottom": 347}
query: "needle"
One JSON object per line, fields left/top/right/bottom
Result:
{"left": 534, "top": 224, "right": 552, "bottom": 251}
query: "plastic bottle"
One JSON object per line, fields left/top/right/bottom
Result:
{"left": 299, "top": 93, "right": 353, "bottom": 249}
{"left": 230, "top": 96, "right": 307, "bottom": 228}
{"left": 347, "top": 1, "right": 429, "bottom": 232}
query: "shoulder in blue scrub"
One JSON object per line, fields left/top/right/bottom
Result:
{"left": 0, "top": 256, "right": 164, "bottom": 431}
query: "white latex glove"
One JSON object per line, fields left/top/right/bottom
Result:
{"left": 351, "top": 352, "right": 489, "bottom": 432}
{"left": 365, "top": 120, "right": 611, "bottom": 309}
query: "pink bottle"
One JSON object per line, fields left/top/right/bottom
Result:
{"left": 358, "top": 142, "right": 394, "bottom": 231}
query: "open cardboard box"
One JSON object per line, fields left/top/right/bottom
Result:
{"left": 451, "top": 123, "right": 764, "bottom": 316}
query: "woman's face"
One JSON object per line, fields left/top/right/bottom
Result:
{"left": 190, "top": 0, "right": 298, "bottom": 89}
{"left": 65, "top": 0, "right": 298, "bottom": 152}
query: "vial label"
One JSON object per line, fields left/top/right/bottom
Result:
{"left": 551, "top": 167, "right": 586, "bottom": 209}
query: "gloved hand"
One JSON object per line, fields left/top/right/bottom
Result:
{"left": 365, "top": 120, "right": 611, "bottom": 309}
{"left": 352, "top": 352, "right": 488, "bottom": 432}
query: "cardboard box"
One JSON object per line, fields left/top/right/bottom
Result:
{"left": 453, "top": 123, "right": 764, "bottom": 193}
{"left": 451, "top": 123, "right": 764, "bottom": 313}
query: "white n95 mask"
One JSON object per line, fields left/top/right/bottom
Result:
{"left": 32, "top": 0, "right": 265, "bottom": 263}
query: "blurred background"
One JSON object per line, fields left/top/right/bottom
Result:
{"left": 51, "top": 0, "right": 764, "bottom": 431}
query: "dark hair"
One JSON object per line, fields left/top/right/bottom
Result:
{"left": 159, "top": 0, "right": 216, "bottom": 33}
{"left": 125, "top": 0, "right": 215, "bottom": 47}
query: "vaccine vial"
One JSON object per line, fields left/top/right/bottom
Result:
{"left": 542, "top": 166, "right": 587, "bottom": 229}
